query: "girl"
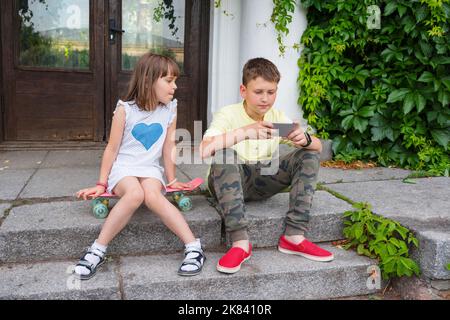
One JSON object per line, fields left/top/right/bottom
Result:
{"left": 75, "top": 53, "right": 205, "bottom": 280}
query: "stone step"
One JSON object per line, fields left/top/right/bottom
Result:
{"left": 0, "top": 244, "right": 380, "bottom": 300}
{"left": 414, "top": 230, "right": 450, "bottom": 280}
{"left": 325, "top": 177, "right": 450, "bottom": 281}
{"left": 0, "top": 191, "right": 351, "bottom": 263}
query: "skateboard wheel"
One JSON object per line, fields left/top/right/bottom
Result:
{"left": 93, "top": 198, "right": 103, "bottom": 206}
{"left": 177, "top": 196, "right": 192, "bottom": 212}
{"left": 93, "top": 203, "right": 109, "bottom": 219}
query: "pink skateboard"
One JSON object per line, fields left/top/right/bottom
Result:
{"left": 92, "top": 178, "right": 204, "bottom": 218}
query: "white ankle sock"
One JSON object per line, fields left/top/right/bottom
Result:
{"left": 74, "top": 241, "right": 107, "bottom": 276}
{"left": 181, "top": 239, "right": 203, "bottom": 272}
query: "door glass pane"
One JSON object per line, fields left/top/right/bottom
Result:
{"left": 18, "top": 0, "right": 90, "bottom": 70}
{"left": 122, "top": 0, "right": 185, "bottom": 72}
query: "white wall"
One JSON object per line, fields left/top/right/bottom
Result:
{"left": 208, "top": 0, "right": 308, "bottom": 124}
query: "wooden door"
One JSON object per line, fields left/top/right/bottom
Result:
{"left": 0, "top": 0, "right": 106, "bottom": 141}
{"left": 0, "top": 0, "right": 209, "bottom": 142}
{"left": 106, "top": 0, "right": 210, "bottom": 139}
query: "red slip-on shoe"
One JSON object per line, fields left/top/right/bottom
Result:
{"left": 217, "top": 244, "right": 252, "bottom": 274}
{"left": 278, "top": 235, "right": 334, "bottom": 262}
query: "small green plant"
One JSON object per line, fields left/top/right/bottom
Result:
{"left": 343, "top": 202, "right": 420, "bottom": 280}
{"left": 447, "top": 263, "right": 450, "bottom": 271}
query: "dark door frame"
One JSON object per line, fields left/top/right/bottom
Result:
{"left": 0, "top": 0, "right": 12, "bottom": 143}
{"left": 0, "top": 3, "right": 4, "bottom": 142}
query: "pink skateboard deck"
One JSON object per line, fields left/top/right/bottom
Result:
{"left": 97, "top": 177, "right": 204, "bottom": 198}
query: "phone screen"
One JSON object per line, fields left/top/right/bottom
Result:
{"left": 272, "top": 123, "right": 295, "bottom": 137}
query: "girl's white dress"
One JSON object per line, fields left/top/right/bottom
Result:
{"left": 107, "top": 99, "right": 177, "bottom": 193}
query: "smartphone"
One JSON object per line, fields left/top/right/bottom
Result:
{"left": 272, "top": 123, "right": 296, "bottom": 137}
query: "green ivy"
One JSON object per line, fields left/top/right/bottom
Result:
{"left": 343, "top": 202, "right": 420, "bottom": 279}
{"left": 153, "top": 0, "right": 179, "bottom": 38}
{"left": 298, "top": 0, "right": 450, "bottom": 175}
{"left": 271, "top": 0, "right": 298, "bottom": 55}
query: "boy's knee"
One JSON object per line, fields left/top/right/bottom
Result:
{"left": 293, "top": 149, "right": 320, "bottom": 165}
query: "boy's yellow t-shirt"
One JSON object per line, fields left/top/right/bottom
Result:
{"left": 203, "top": 102, "right": 292, "bottom": 161}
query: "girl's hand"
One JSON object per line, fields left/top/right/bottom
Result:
{"left": 168, "top": 181, "right": 193, "bottom": 190}
{"left": 76, "top": 185, "right": 106, "bottom": 200}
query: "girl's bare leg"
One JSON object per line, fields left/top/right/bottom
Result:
{"left": 140, "top": 177, "right": 195, "bottom": 244}
{"left": 97, "top": 177, "right": 144, "bottom": 246}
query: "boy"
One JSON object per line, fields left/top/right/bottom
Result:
{"left": 200, "top": 58, "right": 334, "bottom": 274}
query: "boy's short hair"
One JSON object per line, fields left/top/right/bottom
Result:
{"left": 242, "top": 58, "right": 281, "bottom": 86}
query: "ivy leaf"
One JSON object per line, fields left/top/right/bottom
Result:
{"left": 430, "top": 129, "right": 449, "bottom": 149}
{"left": 419, "top": 40, "right": 433, "bottom": 58}
{"left": 338, "top": 109, "right": 354, "bottom": 117}
{"left": 442, "top": 77, "right": 450, "bottom": 90}
{"left": 415, "top": 6, "right": 427, "bottom": 22}
{"left": 403, "top": 93, "right": 415, "bottom": 114}
{"left": 415, "top": 92, "right": 426, "bottom": 113}
{"left": 384, "top": 2, "right": 397, "bottom": 16}
{"left": 432, "top": 56, "right": 450, "bottom": 65}
{"left": 387, "top": 243, "right": 397, "bottom": 255}
{"left": 354, "top": 223, "right": 364, "bottom": 239}
{"left": 358, "top": 106, "right": 375, "bottom": 117}
{"left": 438, "top": 89, "right": 450, "bottom": 106}
{"left": 398, "top": 5, "right": 407, "bottom": 17}
{"left": 341, "top": 115, "right": 354, "bottom": 130}
{"left": 387, "top": 88, "right": 410, "bottom": 103}
{"left": 418, "top": 71, "right": 434, "bottom": 83}
{"left": 353, "top": 117, "right": 369, "bottom": 133}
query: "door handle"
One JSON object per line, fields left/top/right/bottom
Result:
{"left": 110, "top": 27, "right": 125, "bottom": 33}
{"left": 109, "top": 19, "right": 125, "bottom": 43}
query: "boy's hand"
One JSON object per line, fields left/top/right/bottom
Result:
{"left": 287, "top": 122, "right": 309, "bottom": 148}
{"left": 76, "top": 186, "right": 106, "bottom": 200}
{"left": 242, "top": 121, "right": 276, "bottom": 140}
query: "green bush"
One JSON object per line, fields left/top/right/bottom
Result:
{"left": 343, "top": 202, "right": 420, "bottom": 279}
{"left": 298, "top": 0, "right": 450, "bottom": 175}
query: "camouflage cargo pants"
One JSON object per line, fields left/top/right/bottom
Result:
{"left": 208, "top": 147, "right": 320, "bottom": 242}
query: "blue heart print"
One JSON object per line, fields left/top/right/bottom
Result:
{"left": 132, "top": 123, "right": 163, "bottom": 150}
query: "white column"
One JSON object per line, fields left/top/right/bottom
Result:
{"left": 207, "top": 0, "right": 242, "bottom": 124}
{"left": 240, "top": 0, "right": 307, "bottom": 123}
{"left": 208, "top": 0, "right": 308, "bottom": 125}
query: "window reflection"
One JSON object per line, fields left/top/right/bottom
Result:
{"left": 122, "top": 0, "right": 185, "bottom": 72}
{"left": 18, "top": 0, "right": 90, "bottom": 70}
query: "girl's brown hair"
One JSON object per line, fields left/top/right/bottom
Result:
{"left": 124, "top": 53, "right": 180, "bottom": 111}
